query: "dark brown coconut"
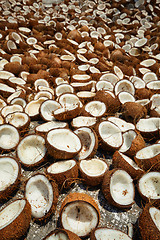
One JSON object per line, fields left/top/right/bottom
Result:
{"left": 112, "top": 151, "right": 144, "bottom": 180}
{"left": 0, "top": 198, "right": 31, "bottom": 240}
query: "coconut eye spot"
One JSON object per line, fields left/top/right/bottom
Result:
{"left": 0, "top": 200, "right": 26, "bottom": 230}
{"left": 110, "top": 170, "right": 134, "bottom": 205}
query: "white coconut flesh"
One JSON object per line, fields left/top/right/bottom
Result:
{"left": 54, "top": 105, "right": 78, "bottom": 115}
{"left": 0, "top": 116, "right": 4, "bottom": 124}
{"left": 17, "top": 135, "right": 46, "bottom": 165}
{"left": 74, "top": 127, "right": 96, "bottom": 160}
{"left": 36, "top": 121, "right": 67, "bottom": 133}
{"left": 55, "top": 84, "right": 74, "bottom": 97}
{"left": 136, "top": 144, "right": 160, "bottom": 160}
{"left": 34, "top": 91, "right": 53, "bottom": 100}
{"left": 131, "top": 76, "right": 145, "bottom": 89}
{"left": 150, "top": 94, "right": 160, "bottom": 109}
{"left": 96, "top": 81, "right": 114, "bottom": 92}
{"left": 80, "top": 159, "right": 108, "bottom": 176}
{"left": 119, "top": 130, "right": 137, "bottom": 153}
{"left": 119, "top": 152, "right": 141, "bottom": 170}
{"left": 0, "top": 124, "right": 19, "bottom": 150}
{"left": 99, "top": 122, "right": 123, "bottom": 148}
{"left": 10, "top": 98, "right": 26, "bottom": 108}
{"left": 0, "top": 199, "right": 26, "bottom": 230}
{"left": 5, "top": 112, "right": 29, "bottom": 128}
{"left": 25, "top": 175, "right": 53, "bottom": 218}
{"left": 118, "top": 92, "right": 135, "bottom": 104}
{"left": 9, "top": 77, "right": 26, "bottom": 85}
{"left": 46, "top": 232, "right": 69, "bottom": 240}
{"left": 147, "top": 81, "right": 160, "bottom": 90}
{"left": 136, "top": 118, "right": 160, "bottom": 132}
{"left": 0, "top": 99, "right": 7, "bottom": 110}
{"left": 138, "top": 172, "right": 160, "bottom": 199}
{"left": 0, "top": 83, "right": 15, "bottom": 94}
{"left": 40, "top": 100, "right": 61, "bottom": 121}
{"left": 71, "top": 116, "right": 97, "bottom": 128}
{"left": 143, "top": 72, "right": 158, "bottom": 83}
{"left": 149, "top": 207, "right": 160, "bottom": 231}
{"left": 108, "top": 117, "right": 135, "bottom": 132}
{"left": 47, "top": 129, "right": 81, "bottom": 153}
{"left": 7, "top": 90, "right": 24, "bottom": 103}
{"left": 77, "top": 91, "right": 96, "bottom": 99}
{"left": 72, "top": 74, "right": 91, "bottom": 82}
{"left": 94, "top": 228, "right": 131, "bottom": 240}
{"left": 1, "top": 104, "right": 23, "bottom": 118}
{"left": 47, "top": 160, "right": 76, "bottom": 174}
{"left": 100, "top": 73, "right": 118, "bottom": 86}
{"left": 114, "top": 80, "right": 135, "bottom": 96}
{"left": 0, "top": 157, "right": 19, "bottom": 191}
{"left": 0, "top": 71, "right": 14, "bottom": 79}
{"left": 110, "top": 170, "right": 134, "bottom": 206}
{"left": 140, "top": 59, "right": 156, "bottom": 67}
{"left": 85, "top": 101, "right": 106, "bottom": 117}
{"left": 25, "top": 98, "right": 46, "bottom": 117}
{"left": 61, "top": 202, "right": 98, "bottom": 237}
{"left": 59, "top": 94, "right": 82, "bottom": 108}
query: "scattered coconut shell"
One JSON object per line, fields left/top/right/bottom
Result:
{"left": 59, "top": 192, "right": 100, "bottom": 238}
{"left": 102, "top": 169, "right": 135, "bottom": 209}
{"left": 43, "top": 228, "right": 82, "bottom": 240}
{"left": 0, "top": 124, "right": 19, "bottom": 151}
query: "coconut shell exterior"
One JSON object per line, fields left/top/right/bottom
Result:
{"left": 43, "top": 228, "right": 82, "bottom": 240}
{"left": 121, "top": 102, "right": 147, "bottom": 124}
{"left": 46, "top": 129, "right": 82, "bottom": 160}
{"left": 0, "top": 157, "right": 21, "bottom": 202}
{"left": 123, "top": 131, "right": 146, "bottom": 158}
{"left": 59, "top": 192, "right": 100, "bottom": 236}
{"left": 102, "top": 169, "right": 135, "bottom": 209}
{"left": 79, "top": 159, "right": 108, "bottom": 186}
{"left": 139, "top": 204, "right": 160, "bottom": 240}
{"left": 25, "top": 174, "right": 59, "bottom": 222}
{"left": 112, "top": 151, "right": 144, "bottom": 180}
{"left": 0, "top": 199, "right": 31, "bottom": 240}
{"left": 46, "top": 160, "right": 79, "bottom": 189}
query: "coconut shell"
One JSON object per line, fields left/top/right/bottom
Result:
{"left": 43, "top": 228, "right": 82, "bottom": 240}
{"left": 46, "top": 160, "right": 79, "bottom": 189}
{"left": 0, "top": 157, "right": 21, "bottom": 202}
{"left": 112, "top": 151, "right": 144, "bottom": 180}
{"left": 102, "top": 169, "right": 135, "bottom": 209}
{"left": 53, "top": 105, "right": 81, "bottom": 121}
{"left": 0, "top": 199, "right": 31, "bottom": 240}
{"left": 139, "top": 203, "right": 160, "bottom": 240}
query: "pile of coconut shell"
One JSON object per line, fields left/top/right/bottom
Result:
{"left": 0, "top": 0, "right": 160, "bottom": 239}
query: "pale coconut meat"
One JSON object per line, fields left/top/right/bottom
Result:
{"left": 40, "top": 100, "right": 61, "bottom": 121}
{"left": 99, "top": 73, "right": 118, "bottom": 86}
{"left": 118, "top": 92, "right": 135, "bottom": 104}
{"left": 84, "top": 101, "right": 106, "bottom": 117}
{"left": 119, "top": 130, "right": 137, "bottom": 153}
{"left": 80, "top": 159, "right": 108, "bottom": 177}
{"left": 114, "top": 80, "right": 135, "bottom": 96}
{"left": 92, "top": 228, "right": 132, "bottom": 240}
{"left": 55, "top": 84, "right": 74, "bottom": 97}
{"left": 0, "top": 124, "right": 19, "bottom": 150}
{"left": 17, "top": 135, "right": 47, "bottom": 167}
{"left": 36, "top": 121, "right": 68, "bottom": 134}
{"left": 96, "top": 80, "right": 114, "bottom": 92}
{"left": 149, "top": 207, "right": 160, "bottom": 231}
{"left": 5, "top": 112, "right": 30, "bottom": 129}
{"left": 46, "top": 128, "right": 81, "bottom": 159}
{"left": 58, "top": 93, "right": 83, "bottom": 108}
{"left": 135, "top": 144, "right": 160, "bottom": 160}
{"left": 0, "top": 199, "right": 26, "bottom": 230}
{"left": 45, "top": 232, "right": 69, "bottom": 240}
{"left": 10, "top": 97, "right": 27, "bottom": 108}
{"left": 0, "top": 157, "right": 19, "bottom": 191}
{"left": 72, "top": 74, "right": 91, "bottom": 83}
{"left": 110, "top": 170, "right": 135, "bottom": 206}
{"left": 108, "top": 117, "right": 135, "bottom": 132}
{"left": 25, "top": 174, "right": 53, "bottom": 219}
{"left": 47, "top": 160, "right": 76, "bottom": 174}
{"left": 147, "top": 81, "right": 160, "bottom": 91}
{"left": 25, "top": 98, "right": 47, "bottom": 118}
{"left": 1, "top": 104, "right": 23, "bottom": 118}
{"left": 138, "top": 172, "right": 160, "bottom": 200}
{"left": 0, "top": 98, "right": 7, "bottom": 111}
{"left": 98, "top": 121, "right": 123, "bottom": 150}
{"left": 136, "top": 117, "right": 160, "bottom": 133}
{"left": 34, "top": 91, "right": 53, "bottom": 100}
{"left": 71, "top": 116, "right": 97, "bottom": 129}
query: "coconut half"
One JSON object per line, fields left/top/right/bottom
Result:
{"left": 139, "top": 204, "right": 160, "bottom": 240}
{"left": 84, "top": 101, "right": 106, "bottom": 118}
{"left": 17, "top": 134, "right": 47, "bottom": 168}
{"left": 71, "top": 116, "right": 97, "bottom": 129}
{"left": 60, "top": 192, "right": 100, "bottom": 237}
{"left": 108, "top": 117, "right": 135, "bottom": 133}
{"left": 98, "top": 121, "right": 123, "bottom": 152}
{"left": 79, "top": 158, "right": 108, "bottom": 186}
{"left": 25, "top": 174, "right": 58, "bottom": 220}
{"left": 43, "top": 228, "right": 81, "bottom": 240}
{"left": 138, "top": 172, "right": 160, "bottom": 201}
{"left": 40, "top": 100, "right": 61, "bottom": 121}
{"left": 74, "top": 127, "right": 98, "bottom": 160}
{"left": 0, "top": 199, "right": 31, "bottom": 240}
{"left": 46, "top": 128, "right": 81, "bottom": 160}
{"left": 90, "top": 227, "right": 132, "bottom": 240}
{"left": 35, "top": 121, "right": 68, "bottom": 136}
{"left": 0, "top": 157, "right": 21, "bottom": 202}
{"left": 5, "top": 112, "right": 30, "bottom": 131}
{"left": 102, "top": 169, "right": 135, "bottom": 209}
{"left": 0, "top": 124, "right": 19, "bottom": 151}
{"left": 46, "top": 159, "right": 78, "bottom": 188}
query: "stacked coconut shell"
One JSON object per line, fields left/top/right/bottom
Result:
{"left": 0, "top": 0, "right": 160, "bottom": 239}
